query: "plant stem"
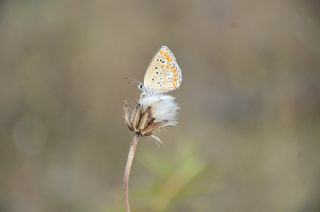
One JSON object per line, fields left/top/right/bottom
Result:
{"left": 124, "top": 134, "right": 139, "bottom": 212}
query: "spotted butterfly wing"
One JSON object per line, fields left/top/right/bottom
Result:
{"left": 143, "top": 46, "right": 182, "bottom": 94}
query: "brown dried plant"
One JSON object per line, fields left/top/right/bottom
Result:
{"left": 123, "top": 100, "right": 171, "bottom": 212}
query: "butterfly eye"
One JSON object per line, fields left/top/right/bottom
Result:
{"left": 138, "top": 83, "right": 143, "bottom": 90}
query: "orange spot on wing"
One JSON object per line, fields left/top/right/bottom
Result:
{"left": 172, "top": 82, "right": 177, "bottom": 88}
{"left": 161, "top": 64, "right": 165, "bottom": 69}
{"left": 166, "top": 64, "right": 170, "bottom": 69}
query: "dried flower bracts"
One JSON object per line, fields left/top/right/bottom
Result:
{"left": 124, "top": 94, "right": 179, "bottom": 138}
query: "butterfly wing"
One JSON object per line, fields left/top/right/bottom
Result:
{"left": 143, "top": 46, "right": 182, "bottom": 94}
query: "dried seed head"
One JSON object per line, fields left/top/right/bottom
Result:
{"left": 124, "top": 94, "right": 179, "bottom": 138}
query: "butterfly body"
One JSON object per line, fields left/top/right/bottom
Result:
{"left": 140, "top": 46, "right": 182, "bottom": 96}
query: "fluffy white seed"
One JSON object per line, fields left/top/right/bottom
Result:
{"left": 139, "top": 94, "right": 179, "bottom": 127}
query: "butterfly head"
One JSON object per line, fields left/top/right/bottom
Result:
{"left": 138, "top": 82, "right": 149, "bottom": 98}
{"left": 138, "top": 83, "right": 156, "bottom": 98}
{"left": 138, "top": 83, "right": 144, "bottom": 91}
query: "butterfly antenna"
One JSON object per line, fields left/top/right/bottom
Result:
{"left": 125, "top": 77, "right": 140, "bottom": 85}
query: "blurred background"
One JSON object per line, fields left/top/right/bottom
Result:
{"left": 1, "top": 0, "right": 320, "bottom": 211}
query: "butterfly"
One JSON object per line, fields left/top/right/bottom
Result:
{"left": 139, "top": 46, "right": 182, "bottom": 96}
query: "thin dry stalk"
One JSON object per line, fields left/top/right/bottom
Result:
{"left": 123, "top": 134, "right": 139, "bottom": 212}
{"left": 123, "top": 100, "right": 176, "bottom": 211}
